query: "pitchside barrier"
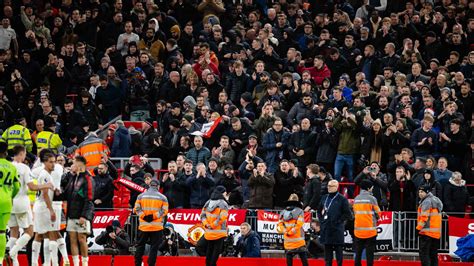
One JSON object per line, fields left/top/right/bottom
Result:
{"left": 90, "top": 208, "right": 472, "bottom": 258}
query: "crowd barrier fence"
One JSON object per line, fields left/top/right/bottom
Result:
{"left": 118, "top": 210, "right": 469, "bottom": 254}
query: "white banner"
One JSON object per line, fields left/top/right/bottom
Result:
{"left": 344, "top": 211, "right": 394, "bottom": 251}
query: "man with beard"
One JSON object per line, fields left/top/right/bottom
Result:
{"left": 288, "top": 118, "right": 317, "bottom": 170}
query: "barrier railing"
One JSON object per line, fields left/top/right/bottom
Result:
{"left": 110, "top": 157, "right": 162, "bottom": 170}
{"left": 121, "top": 210, "right": 467, "bottom": 253}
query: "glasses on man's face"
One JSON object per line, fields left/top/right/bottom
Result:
{"left": 274, "top": 123, "right": 283, "bottom": 126}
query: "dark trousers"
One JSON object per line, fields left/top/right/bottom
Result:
{"left": 324, "top": 244, "right": 343, "bottom": 266}
{"left": 419, "top": 235, "right": 439, "bottom": 266}
{"left": 205, "top": 238, "right": 224, "bottom": 266}
{"left": 135, "top": 230, "right": 163, "bottom": 266}
{"left": 354, "top": 236, "right": 376, "bottom": 266}
{"left": 286, "top": 251, "right": 309, "bottom": 266}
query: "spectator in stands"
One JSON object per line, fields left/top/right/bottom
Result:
{"left": 186, "top": 163, "right": 215, "bottom": 208}
{"left": 211, "top": 136, "right": 235, "bottom": 167}
{"left": 288, "top": 118, "right": 317, "bottom": 170}
{"left": 303, "top": 164, "right": 322, "bottom": 212}
{"left": 354, "top": 162, "right": 388, "bottom": 209}
{"left": 315, "top": 117, "right": 338, "bottom": 174}
{"left": 216, "top": 164, "right": 242, "bottom": 207}
{"left": 248, "top": 160, "right": 275, "bottom": 209}
{"left": 439, "top": 119, "right": 468, "bottom": 173}
{"left": 274, "top": 160, "right": 305, "bottom": 209}
{"left": 111, "top": 120, "right": 132, "bottom": 157}
{"left": 416, "top": 169, "right": 443, "bottom": 201}
{"left": 333, "top": 107, "right": 359, "bottom": 182}
{"left": 443, "top": 172, "right": 469, "bottom": 215}
{"left": 93, "top": 162, "right": 116, "bottom": 210}
{"left": 162, "top": 161, "right": 188, "bottom": 209}
{"left": 127, "top": 164, "right": 147, "bottom": 208}
{"left": 262, "top": 117, "right": 290, "bottom": 173}
{"left": 389, "top": 166, "right": 417, "bottom": 212}
{"left": 186, "top": 136, "right": 211, "bottom": 167}
{"left": 433, "top": 157, "right": 453, "bottom": 186}
{"left": 410, "top": 115, "right": 437, "bottom": 158}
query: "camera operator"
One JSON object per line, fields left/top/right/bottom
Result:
{"left": 158, "top": 223, "right": 183, "bottom": 256}
{"left": 306, "top": 219, "right": 324, "bottom": 258}
{"left": 95, "top": 220, "right": 131, "bottom": 255}
{"left": 354, "top": 162, "right": 388, "bottom": 210}
{"left": 235, "top": 222, "right": 261, "bottom": 258}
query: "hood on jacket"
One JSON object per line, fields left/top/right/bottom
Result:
{"left": 206, "top": 198, "right": 227, "bottom": 212}
{"left": 449, "top": 177, "right": 466, "bottom": 187}
{"left": 285, "top": 200, "right": 303, "bottom": 209}
{"left": 281, "top": 206, "right": 303, "bottom": 221}
{"left": 149, "top": 18, "right": 159, "bottom": 32}
{"left": 183, "top": 95, "right": 197, "bottom": 110}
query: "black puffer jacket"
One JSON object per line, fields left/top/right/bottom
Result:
{"left": 443, "top": 178, "right": 469, "bottom": 213}
{"left": 63, "top": 172, "right": 95, "bottom": 221}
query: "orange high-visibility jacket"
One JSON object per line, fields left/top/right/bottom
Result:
{"left": 353, "top": 190, "right": 381, "bottom": 239}
{"left": 75, "top": 136, "right": 110, "bottom": 171}
{"left": 200, "top": 199, "right": 229, "bottom": 240}
{"left": 277, "top": 206, "right": 306, "bottom": 250}
{"left": 417, "top": 193, "right": 443, "bottom": 239}
{"left": 134, "top": 187, "right": 169, "bottom": 232}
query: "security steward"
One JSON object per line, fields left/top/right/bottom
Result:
{"left": 417, "top": 184, "right": 443, "bottom": 266}
{"left": 200, "top": 186, "right": 229, "bottom": 266}
{"left": 353, "top": 180, "right": 381, "bottom": 266}
{"left": 277, "top": 194, "right": 309, "bottom": 266}
{"left": 35, "top": 117, "right": 62, "bottom": 154}
{"left": 1, "top": 115, "right": 33, "bottom": 153}
{"left": 75, "top": 132, "right": 110, "bottom": 173}
{"left": 134, "top": 178, "right": 169, "bottom": 266}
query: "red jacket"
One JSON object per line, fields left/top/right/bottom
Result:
{"left": 298, "top": 64, "right": 331, "bottom": 85}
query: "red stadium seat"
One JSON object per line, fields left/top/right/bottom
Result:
{"left": 438, "top": 254, "right": 452, "bottom": 262}
{"left": 379, "top": 256, "right": 393, "bottom": 261}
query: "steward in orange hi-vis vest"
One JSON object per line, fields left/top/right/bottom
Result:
{"left": 277, "top": 194, "right": 309, "bottom": 266}
{"left": 353, "top": 180, "right": 381, "bottom": 266}
{"left": 133, "top": 179, "right": 168, "bottom": 266}
{"left": 200, "top": 186, "right": 229, "bottom": 266}
{"left": 75, "top": 133, "right": 110, "bottom": 173}
{"left": 417, "top": 184, "right": 443, "bottom": 266}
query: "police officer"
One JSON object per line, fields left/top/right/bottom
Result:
{"left": 200, "top": 186, "right": 229, "bottom": 266}
{"left": 353, "top": 180, "right": 381, "bottom": 266}
{"left": 134, "top": 178, "right": 169, "bottom": 266}
{"left": 417, "top": 184, "right": 443, "bottom": 266}
{"left": 277, "top": 194, "right": 309, "bottom": 266}
{"left": 1, "top": 116, "right": 33, "bottom": 153}
{"left": 35, "top": 117, "right": 62, "bottom": 154}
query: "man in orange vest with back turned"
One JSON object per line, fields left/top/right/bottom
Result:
{"left": 353, "top": 180, "right": 381, "bottom": 266}
{"left": 134, "top": 178, "right": 168, "bottom": 266}
{"left": 75, "top": 132, "right": 110, "bottom": 173}
{"left": 200, "top": 186, "right": 228, "bottom": 266}
{"left": 417, "top": 184, "right": 443, "bottom": 266}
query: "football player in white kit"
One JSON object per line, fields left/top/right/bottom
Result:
{"left": 31, "top": 150, "right": 70, "bottom": 266}
{"left": 7, "top": 145, "right": 54, "bottom": 266}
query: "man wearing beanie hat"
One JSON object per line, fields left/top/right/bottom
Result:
{"left": 352, "top": 179, "right": 380, "bottom": 266}
{"left": 134, "top": 178, "right": 168, "bottom": 266}
{"left": 201, "top": 185, "right": 229, "bottom": 266}
{"left": 417, "top": 184, "right": 443, "bottom": 266}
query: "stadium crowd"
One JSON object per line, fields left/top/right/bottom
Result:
{"left": 0, "top": 0, "right": 472, "bottom": 215}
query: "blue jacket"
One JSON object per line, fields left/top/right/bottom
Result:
{"left": 237, "top": 230, "right": 261, "bottom": 257}
{"left": 434, "top": 169, "right": 453, "bottom": 186}
{"left": 111, "top": 126, "right": 132, "bottom": 157}
{"left": 186, "top": 174, "right": 215, "bottom": 207}
{"left": 262, "top": 129, "right": 291, "bottom": 173}
{"left": 455, "top": 234, "right": 474, "bottom": 262}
